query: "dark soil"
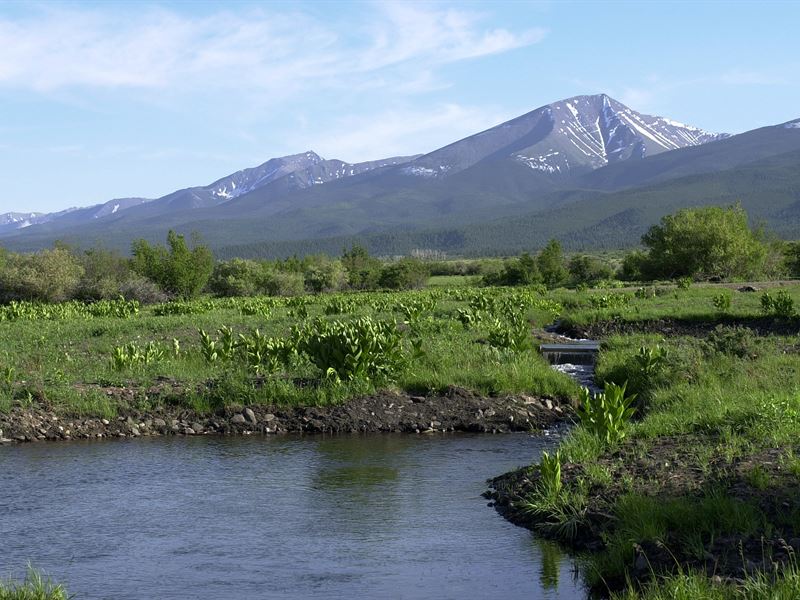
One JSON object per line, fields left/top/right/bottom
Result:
{"left": 0, "top": 385, "right": 569, "bottom": 444}
{"left": 487, "top": 435, "right": 800, "bottom": 590}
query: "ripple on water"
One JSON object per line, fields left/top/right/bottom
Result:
{"left": 1, "top": 434, "right": 587, "bottom": 599}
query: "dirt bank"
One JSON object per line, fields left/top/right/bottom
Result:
{"left": 0, "top": 386, "right": 570, "bottom": 444}
{"left": 558, "top": 315, "right": 799, "bottom": 340}
{"left": 487, "top": 435, "right": 800, "bottom": 590}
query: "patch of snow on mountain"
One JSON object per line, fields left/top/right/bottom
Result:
{"left": 514, "top": 151, "right": 569, "bottom": 174}
{"left": 784, "top": 121, "right": 800, "bottom": 129}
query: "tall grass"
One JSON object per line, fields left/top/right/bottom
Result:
{"left": 0, "top": 568, "right": 69, "bottom": 600}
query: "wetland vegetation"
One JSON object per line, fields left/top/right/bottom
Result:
{"left": 3, "top": 205, "right": 800, "bottom": 597}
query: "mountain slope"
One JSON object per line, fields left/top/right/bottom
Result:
{"left": 5, "top": 94, "right": 796, "bottom": 255}
{"left": 400, "top": 94, "right": 726, "bottom": 179}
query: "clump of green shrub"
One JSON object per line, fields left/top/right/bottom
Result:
{"left": 487, "top": 312, "right": 532, "bottom": 352}
{"left": 576, "top": 381, "right": 636, "bottom": 444}
{"left": 761, "top": 290, "right": 795, "bottom": 317}
{"left": 110, "top": 341, "right": 165, "bottom": 371}
{"left": 704, "top": 325, "right": 760, "bottom": 359}
{"left": 711, "top": 291, "right": 732, "bottom": 314}
{"left": 297, "top": 317, "right": 405, "bottom": 382}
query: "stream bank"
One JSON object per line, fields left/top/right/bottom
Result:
{"left": 0, "top": 386, "right": 570, "bottom": 444}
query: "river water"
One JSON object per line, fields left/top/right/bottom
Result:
{"left": 1, "top": 433, "right": 586, "bottom": 599}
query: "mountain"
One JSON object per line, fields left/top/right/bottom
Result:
{"left": 2, "top": 151, "right": 417, "bottom": 242}
{"left": 398, "top": 93, "right": 726, "bottom": 179}
{"left": 3, "top": 93, "right": 798, "bottom": 256}
{"left": 0, "top": 212, "right": 45, "bottom": 233}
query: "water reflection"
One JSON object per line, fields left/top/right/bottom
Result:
{"left": 1, "top": 434, "right": 587, "bottom": 599}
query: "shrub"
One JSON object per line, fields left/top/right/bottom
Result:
{"left": 262, "top": 271, "right": 305, "bottom": 296}
{"left": 711, "top": 291, "right": 732, "bottom": 313}
{"left": 303, "top": 256, "right": 347, "bottom": 293}
{"left": 617, "top": 251, "right": 647, "bottom": 281}
{"left": 569, "top": 255, "right": 614, "bottom": 286}
{"left": 704, "top": 326, "right": 761, "bottom": 359}
{"left": 486, "top": 312, "right": 532, "bottom": 352}
{"left": 0, "top": 247, "right": 84, "bottom": 303}
{"left": 118, "top": 276, "right": 170, "bottom": 304}
{"left": 297, "top": 317, "right": 405, "bottom": 382}
{"left": 378, "top": 259, "right": 429, "bottom": 290}
{"left": 131, "top": 231, "right": 213, "bottom": 299}
{"left": 341, "top": 243, "right": 381, "bottom": 290}
{"left": 537, "top": 239, "right": 568, "bottom": 288}
{"left": 208, "top": 258, "right": 267, "bottom": 297}
{"left": 576, "top": 381, "right": 636, "bottom": 444}
{"left": 760, "top": 290, "right": 795, "bottom": 317}
{"left": 640, "top": 205, "right": 767, "bottom": 280}
{"left": 483, "top": 253, "right": 541, "bottom": 286}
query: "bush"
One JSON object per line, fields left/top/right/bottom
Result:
{"left": 569, "top": 255, "right": 614, "bottom": 286}
{"left": 760, "top": 290, "right": 795, "bottom": 317}
{"left": 704, "top": 325, "right": 760, "bottom": 359}
{"left": 784, "top": 241, "right": 800, "bottom": 277}
{"left": 303, "top": 256, "right": 347, "bottom": 293}
{"left": 483, "top": 253, "right": 540, "bottom": 286}
{"left": 341, "top": 244, "right": 381, "bottom": 290}
{"left": 711, "top": 291, "right": 732, "bottom": 313}
{"left": 378, "top": 259, "right": 429, "bottom": 290}
{"left": 118, "top": 276, "right": 170, "bottom": 304}
{"left": 640, "top": 205, "right": 767, "bottom": 280}
{"left": 207, "top": 259, "right": 267, "bottom": 297}
{"left": 576, "top": 381, "right": 636, "bottom": 444}
{"left": 297, "top": 317, "right": 405, "bottom": 382}
{"left": 0, "top": 247, "right": 84, "bottom": 303}
{"left": 263, "top": 270, "right": 305, "bottom": 296}
{"left": 617, "top": 251, "right": 647, "bottom": 281}
{"left": 75, "top": 247, "right": 133, "bottom": 301}
{"left": 537, "top": 239, "right": 568, "bottom": 288}
{"left": 131, "top": 231, "right": 213, "bottom": 299}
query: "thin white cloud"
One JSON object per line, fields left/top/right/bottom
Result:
{"left": 298, "top": 103, "right": 519, "bottom": 163}
{"left": 0, "top": 3, "right": 544, "bottom": 95}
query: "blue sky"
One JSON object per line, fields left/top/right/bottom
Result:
{"left": 2, "top": 0, "right": 799, "bottom": 213}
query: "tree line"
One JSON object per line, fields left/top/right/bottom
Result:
{"left": 0, "top": 205, "right": 797, "bottom": 304}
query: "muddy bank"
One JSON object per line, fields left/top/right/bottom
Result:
{"left": 487, "top": 436, "right": 800, "bottom": 590}
{"left": 558, "top": 315, "right": 799, "bottom": 340}
{"left": 0, "top": 386, "right": 570, "bottom": 444}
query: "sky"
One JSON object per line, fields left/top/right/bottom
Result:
{"left": 1, "top": 0, "right": 799, "bottom": 214}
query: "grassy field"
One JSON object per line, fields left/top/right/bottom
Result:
{"left": 0, "top": 287, "right": 574, "bottom": 418}
{"left": 492, "top": 280, "right": 800, "bottom": 597}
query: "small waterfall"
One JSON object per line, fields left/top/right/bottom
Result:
{"left": 540, "top": 340, "right": 600, "bottom": 393}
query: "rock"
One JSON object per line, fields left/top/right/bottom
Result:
{"left": 183, "top": 428, "right": 196, "bottom": 435}
{"left": 129, "top": 426, "right": 140, "bottom": 437}
{"left": 191, "top": 423, "right": 204, "bottom": 433}
{"left": 231, "top": 414, "right": 247, "bottom": 425}
{"left": 101, "top": 419, "right": 110, "bottom": 426}
{"left": 544, "top": 399, "right": 554, "bottom": 410}
{"left": 153, "top": 418, "right": 167, "bottom": 428}
{"left": 738, "top": 285, "right": 759, "bottom": 292}
{"left": 634, "top": 553, "right": 648, "bottom": 571}
{"left": 244, "top": 408, "right": 257, "bottom": 424}
{"left": 263, "top": 414, "right": 276, "bottom": 422}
